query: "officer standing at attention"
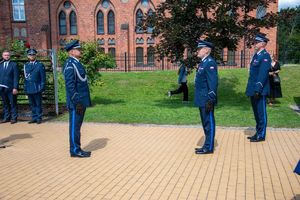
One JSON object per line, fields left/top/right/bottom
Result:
{"left": 246, "top": 33, "right": 271, "bottom": 142}
{"left": 194, "top": 40, "right": 218, "bottom": 154}
{"left": 0, "top": 50, "right": 19, "bottom": 124}
{"left": 24, "top": 49, "right": 46, "bottom": 124}
{"left": 63, "top": 40, "right": 92, "bottom": 158}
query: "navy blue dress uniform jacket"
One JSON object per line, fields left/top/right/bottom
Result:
{"left": 63, "top": 57, "right": 91, "bottom": 110}
{"left": 194, "top": 56, "right": 218, "bottom": 107}
{"left": 246, "top": 49, "right": 271, "bottom": 96}
{"left": 24, "top": 61, "right": 46, "bottom": 94}
{"left": 0, "top": 60, "right": 19, "bottom": 90}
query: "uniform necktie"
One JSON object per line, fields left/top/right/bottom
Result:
{"left": 4, "top": 62, "right": 8, "bottom": 69}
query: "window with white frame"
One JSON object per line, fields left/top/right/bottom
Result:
{"left": 12, "top": 0, "right": 26, "bottom": 21}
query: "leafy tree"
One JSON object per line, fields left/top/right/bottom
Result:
{"left": 278, "top": 6, "right": 300, "bottom": 64}
{"left": 0, "top": 39, "right": 28, "bottom": 59}
{"left": 58, "top": 40, "right": 116, "bottom": 86}
{"left": 146, "top": 0, "right": 278, "bottom": 66}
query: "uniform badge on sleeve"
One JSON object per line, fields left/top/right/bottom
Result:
{"left": 263, "top": 59, "right": 268, "bottom": 62}
{"left": 210, "top": 66, "right": 215, "bottom": 70}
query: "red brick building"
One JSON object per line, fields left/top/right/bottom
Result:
{"left": 0, "top": 0, "right": 277, "bottom": 67}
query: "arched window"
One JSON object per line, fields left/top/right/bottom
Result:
{"left": 136, "top": 9, "right": 143, "bottom": 33}
{"left": 108, "top": 47, "right": 116, "bottom": 58}
{"left": 70, "top": 11, "right": 77, "bottom": 35}
{"left": 102, "top": 0, "right": 110, "bottom": 9}
{"left": 13, "top": 28, "right": 20, "bottom": 37}
{"left": 147, "top": 9, "right": 153, "bottom": 33}
{"left": 97, "top": 11, "right": 104, "bottom": 34}
{"left": 107, "top": 10, "right": 115, "bottom": 34}
{"left": 147, "top": 46, "right": 155, "bottom": 66}
{"left": 59, "top": 11, "right": 67, "bottom": 35}
{"left": 21, "top": 28, "right": 27, "bottom": 37}
{"left": 136, "top": 47, "right": 144, "bottom": 67}
{"left": 141, "top": 0, "right": 148, "bottom": 7}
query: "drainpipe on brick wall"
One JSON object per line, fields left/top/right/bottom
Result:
{"left": 48, "top": 0, "right": 52, "bottom": 48}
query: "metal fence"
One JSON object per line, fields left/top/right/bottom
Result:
{"left": 100, "top": 50, "right": 268, "bottom": 72}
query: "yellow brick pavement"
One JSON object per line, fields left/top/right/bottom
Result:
{"left": 0, "top": 122, "right": 299, "bottom": 200}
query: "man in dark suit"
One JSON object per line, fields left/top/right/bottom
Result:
{"left": 0, "top": 50, "right": 19, "bottom": 124}
{"left": 194, "top": 40, "right": 218, "bottom": 154}
{"left": 24, "top": 48, "right": 46, "bottom": 124}
{"left": 63, "top": 40, "right": 92, "bottom": 158}
{"left": 246, "top": 33, "right": 271, "bottom": 142}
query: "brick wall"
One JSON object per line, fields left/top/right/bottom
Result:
{"left": 0, "top": 0, "right": 278, "bottom": 59}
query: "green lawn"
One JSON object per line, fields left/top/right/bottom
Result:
{"left": 56, "top": 65, "right": 300, "bottom": 127}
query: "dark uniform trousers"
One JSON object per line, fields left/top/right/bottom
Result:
{"left": 0, "top": 60, "right": 19, "bottom": 121}
{"left": 294, "top": 160, "right": 300, "bottom": 175}
{"left": 69, "top": 108, "right": 86, "bottom": 153}
{"left": 250, "top": 96, "right": 267, "bottom": 138}
{"left": 194, "top": 55, "right": 218, "bottom": 151}
{"left": 28, "top": 93, "right": 42, "bottom": 121}
{"left": 199, "top": 107, "right": 215, "bottom": 151}
{"left": 64, "top": 56, "right": 91, "bottom": 155}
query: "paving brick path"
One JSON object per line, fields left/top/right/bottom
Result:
{"left": 0, "top": 123, "right": 299, "bottom": 200}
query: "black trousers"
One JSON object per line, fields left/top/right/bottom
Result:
{"left": 170, "top": 82, "right": 188, "bottom": 101}
{"left": 0, "top": 87, "right": 18, "bottom": 120}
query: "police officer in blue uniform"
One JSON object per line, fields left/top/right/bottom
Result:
{"left": 0, "top": 50, "right": 19, "bottom": 124}
{"left": 294, "top": 160, "right": 300, "bottom": 175}
{"left": 24, "top": 49, "right": 46, "bottom": 124}
{"left": 246, "top": 33, "right": 271, "bottom": 142}
{"left": 63, "top": 40, "right": 92, "bottom": 158}
{"left": 194, "top": 40, "right": 218, "bottom": 154}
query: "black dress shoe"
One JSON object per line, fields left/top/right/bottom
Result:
{"left": 250, "top": 136, "right": 265, "bottom": 142}
{"left": 1, "top": 119, "right": 10, "bottom": 123}
{"left": 10, "top": 120, "right": 17, "bottom": 124}
{"left": 81, "top": 150, "right": 91, "bottom": 156}
{"left": 194, "top": 147, "right": 203, "bottom": 151}
{"left": 195, "top": 148, "right": 213, "bottom": 154}
{"left": 247, "top": 134, "right": 257, "bottom": 140}
{"left": 36, "top": 120, "right": 42, "bottom": 124}
{"left": 28, "top": 120, "right": 37, "bottom": 124}
{"left": 70, "top": 151, "right": 91, "bottom": 158}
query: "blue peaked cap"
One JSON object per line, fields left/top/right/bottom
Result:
{"left": 255, "top": 33, "right": 269, "bottom": 43}
{"left": 197, "top": 40, "right": 214, "bottom": 49}
{"left": 64, "top": 40, "right": 81, "bottom": 51}
{"left": 27, "top": 48, "right": 37, "bottom": 55}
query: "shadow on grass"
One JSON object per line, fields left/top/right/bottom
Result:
{"left": 0, "top": 133, "right": 33, "bottom": 145}
{"left": 83, "top": 138, "right": 109, "bottom": 152}
{"left": 294, "top": 96, "right": 300, "bottom": 106}
{"left": 92, "top": 97, "right": 125, "bottom": 105}
{"left": 217, "top": 76, "right": 249, "bottom": 109}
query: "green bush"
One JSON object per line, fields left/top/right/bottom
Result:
{"left": 58, "top": 40, "right": 116, "bottom": 86}
{"left": 0, "top": 39, "right": 28, "bottom": 59}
